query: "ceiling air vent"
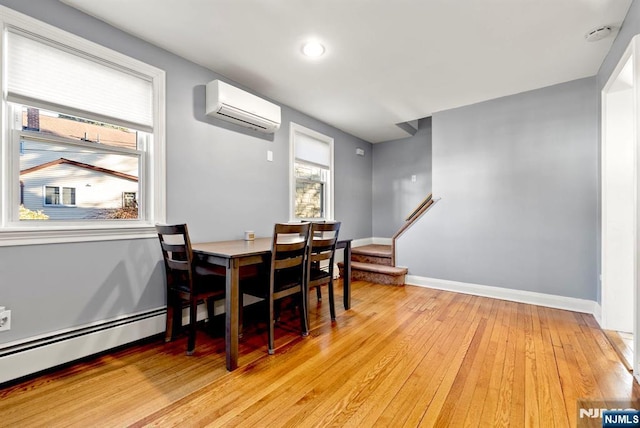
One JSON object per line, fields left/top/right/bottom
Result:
{"left": 585, "top": 25, "right": 612, "bottom": 42}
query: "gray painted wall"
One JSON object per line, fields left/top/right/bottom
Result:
{"left": 397, "top": 77, "right": 599, "bottom": 300}
{"left": 596, "top": 0, "right": 640, "bottom": 303}
{"left": 0, "top": 0, "right": 372, "bottom": 345}
{"left": 372, "top": 118, "right": 432, "bottom": 237}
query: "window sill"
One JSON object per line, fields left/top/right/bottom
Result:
{"left": 0, "top": 224, "right": 157, "bottom": 246}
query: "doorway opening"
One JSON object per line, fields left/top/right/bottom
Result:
{"left": 602, "top": 37, "right": 638, "bottom": 376}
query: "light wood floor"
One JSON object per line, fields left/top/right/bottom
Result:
{"left": 1, "top": 280, "right": 638, "bottom": 427}
{"left": 604, "top": 329, "right": 633, "bottom": 372}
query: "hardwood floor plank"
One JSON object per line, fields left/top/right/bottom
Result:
{"left": 459, "top": 299, "right": 502, "bottom": 428}
{"left": 478, "top": 300, "right": 511, "bottom": 426}
{"left": 430, "top": 312, "right": 493, "bottom": 427}
{"left": 0, "top": 281, "right": 638, "bottom": 427}
{"left": 490, "top": 299, "right": 519, "bottom": 427}
{"left": 402, "top": 295, "right": 487, "bottom": 426}
{"left": 321, "top": 291, "right": 460, "bottom": 427}
{"left": 367, "top": 294, "right": 482, "bottom": 427}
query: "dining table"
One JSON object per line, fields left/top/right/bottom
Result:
{"left": 192, "top": 237, "right": 352, "bottom": 371}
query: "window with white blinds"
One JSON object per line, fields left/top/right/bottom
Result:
{"left": 294, "top": 132, "right": 331, "bottom": 168}
{"left": 0, "top": 7, "right": 166, "bottom": 246}
{"left": 6, "top": 29, "right": 154, "bottom": 131}
{"left": 290, "top": 122, "right": 334, "bottom": 221}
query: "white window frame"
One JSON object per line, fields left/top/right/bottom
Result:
{"left": 0, "top": 6, "right": 166, "bottom": 246}
{"left": 289, "top": 122, "right": 334, "bottom": 221}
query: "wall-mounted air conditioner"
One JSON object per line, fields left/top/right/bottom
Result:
{"left": 206, "top": 80, "right": 281, "bottom": 133}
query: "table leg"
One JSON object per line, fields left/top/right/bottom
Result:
{"left": 225, "top": 258, "right": 239, "bottom": 371}
{"left": 343, "top": 242, "right": 351, "bottom": 310}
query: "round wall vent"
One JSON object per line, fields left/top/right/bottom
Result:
{"left": 585, "top": 25, "right": 612, "bottom": 42}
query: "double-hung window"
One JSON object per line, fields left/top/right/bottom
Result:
{"left": 290, "top": 123, "right": 334, "bottom": 221}
{"left": 0, "top": 8, "right": 165, "bottom": 245}
{"left": 44, "top": 186, "right": 76, "bottom": 207}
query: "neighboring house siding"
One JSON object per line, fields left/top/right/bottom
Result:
{"left": 21, "top": 163, "right": 138, "bottom": 220}
{"left": 20, "top": 140, "right": 138, "bottom": 175}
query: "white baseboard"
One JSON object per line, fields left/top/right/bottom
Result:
{"left": 351, "top": 237, "right": 373, "bottom": 247}
{"left": 372, "top": 237, "right": 392, "bottom": 245}
{"left": 0, "top": 308, "right": 166, "bottom": 385}
{"left": 406, "top": 275, "right": 600, "bottom": 316}
{"left": 345, "top": 237, "right": 391, "bottom": 248}
{"left": 592, "top": 302, "right": 603, "bottom": 327}
{"left": 0, "top": 298, "right": 267, "bottom": 385}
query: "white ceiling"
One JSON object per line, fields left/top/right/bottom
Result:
{"left": 62, "top": 0, "right": 631, "bottom": 143}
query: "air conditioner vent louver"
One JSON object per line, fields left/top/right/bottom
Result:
{"left": 206, "top": 80, "right": 281, "bottom": 133}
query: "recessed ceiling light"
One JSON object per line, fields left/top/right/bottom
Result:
{"left": 302, "top": 41, "right": 325, "bottom": 58}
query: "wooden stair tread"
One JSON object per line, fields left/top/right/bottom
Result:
{"left": 340, "top": 261, "right": 407, "bottom": 276}
{"left": 351, "top": 244, "right": 392, "bottom": 258}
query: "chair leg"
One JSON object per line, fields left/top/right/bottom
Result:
{"left": 268, "top": 296, "right": 275, "bottom": 355}
{"left": 239, "top": 292, "right": 244, "bottom": 339}
{"left": 206, "top": 297, "right": 215, "bottom": 322}
{"left": 186, "top": 299, "right": 197, "bottom": 356}
{"left": 165, "top": 296, "right": 175, "bottom": 343}
{"left": 165, "top": 293, "right": 181, "bottom": 342}
{"left": 274, "top": 300, "right": 282, "bottom": 323}
{"left": 316, "top": 286, "right": 322, "bottom": 301}
{"left": 328, "top": 281, "right": 336, "bottom": 321}
{"left": 301, "top": 290, "right": 309, "bottom": 337}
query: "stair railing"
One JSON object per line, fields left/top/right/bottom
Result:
{"left": 391, "top": 193, "right": 436, "bottom": 266}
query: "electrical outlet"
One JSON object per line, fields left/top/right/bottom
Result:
{"left": 0, "top": 310, "right": 11, "bottom": 331}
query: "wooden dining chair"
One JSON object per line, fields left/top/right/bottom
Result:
{"left": 156, "top": 224, "right": 226, "bottom": 356}
{"left": 242, "top": 222, "right": 311, "bottom": 354}
{"left": 306, "top": 221, "right": 341, "bottom": 323}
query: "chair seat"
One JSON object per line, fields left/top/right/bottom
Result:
{"left": 171, "top": 274, "right": 224, "bottom": 297}
{"left": 241, "top": 268, "right": 303, "bottom": 297}
{"left": 309, "top": 267, "right": 331, "bottom": 282}
{"left": 276, "top": 269, "right": 305, "bottom": 291}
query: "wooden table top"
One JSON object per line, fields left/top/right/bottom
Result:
{"left": 192, "top": 237, "right": 273, "bottom": 258}
{"left": 193, "top": 236, "right": 351, "bottom": 259}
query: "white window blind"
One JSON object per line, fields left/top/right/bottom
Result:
{"left": 294, "top": 132, "right": 331, "bottom": 167}
{"left": 6, "top": 30, "right": 153, "bottom": 131}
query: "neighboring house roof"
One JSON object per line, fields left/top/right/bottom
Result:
{"left": 20, "top": 158, "right": 139, "bottom": 182}
{"left": 22, "top": 111, "right": 137, "bottom": 149}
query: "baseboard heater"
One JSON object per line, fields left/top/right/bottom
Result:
{"left": 0, "top": 308, "right": 167, "bottom": 385}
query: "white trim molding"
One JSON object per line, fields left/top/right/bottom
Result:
{"left": 406, "top": 275, "right": 600, "bottom": 316}
{"left": 0, "top": 5, "right": 166, "bottom": 247}
{"left": 592, "top": 301, "right": 603, "bottom": 327}
{"left": 372, "top": 237, "right": 392, "bottom": 245}
{"left": 0, "top": 301, "right": 256, "bottom": 385}
{"left": 0, "top": 308, "right": 166, "bottom": 385}
{"left": 351, "top": 237, "right": 373, "bottom": 248}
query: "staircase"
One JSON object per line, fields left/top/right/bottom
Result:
{"left": 338, "top": 193, "right": 437, "bottom": 287}
{"left": 338, "top": 244, "right": 408, "bottom": 286}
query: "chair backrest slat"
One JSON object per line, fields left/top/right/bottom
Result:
{"left": 156, "top": 223, "right": 195, "bottom": 292}
{"left": 166, "top": 258, "right": 190, "bottom": 272}
{"left": 270, "top": 222, "right": 311, "bottom": 289}
{"left": 274, "top": 255, "right": 304, "bottom": 270}
{"left": 160, "top": 241, "right": 188, "bottom": 254}
{"left": 307, "top": 221, "right": 341, "bottom": 283}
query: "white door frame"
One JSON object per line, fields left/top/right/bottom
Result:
{"left": 601, "top": 34, "right": 639, "bottom": 378}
